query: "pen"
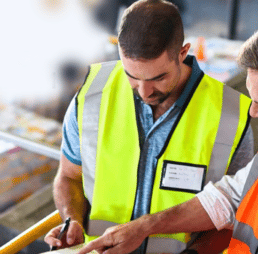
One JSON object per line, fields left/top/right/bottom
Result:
{"left": 50, "top": 217, "right": 71, "bottom": 251}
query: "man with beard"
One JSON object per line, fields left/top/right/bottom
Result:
{"left": 79, "top": 30, "right": 258, "bottom": 254}
{"left": 44, "top": 1, "right": 253, "bottom": 253}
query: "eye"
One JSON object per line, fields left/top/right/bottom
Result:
{"left": 155, "top": 77, "right": 164, "bottom": 81}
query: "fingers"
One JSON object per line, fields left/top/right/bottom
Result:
{"left": 102, "top": 245, "right": 122, "bottom": 254}
{"left": 66, "top": 220, "right": 85, "bottom": 245}
{"left": 44, "top": 225, "right": 63, "bottom": 248}
{"left": 77, "top": 240, "right": 99, "bottom": 254}
{"left": 77, "top": 238, "right": 107, "bottom": 254}
{"left": 44, "top": 220, "right": 84, "bottom": 249}
{"left": 77, "top": 221, "right": 146, "bottom": 254}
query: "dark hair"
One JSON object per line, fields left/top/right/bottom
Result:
{"left": 118, "top": 0, "right": 184, "bottom": 60}
{"left": 237, "top": 31, "right": 258, "bottom": 70}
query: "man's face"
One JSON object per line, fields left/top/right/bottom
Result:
{"left": 247, "top": 68, "right": 258, "bottom": 118}
{"left": 120, "top": 50, "right": 182, "bottom": 106}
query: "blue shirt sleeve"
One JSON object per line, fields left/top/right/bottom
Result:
{"left": 61, "top": 97, "right": 82, "bottom": 165}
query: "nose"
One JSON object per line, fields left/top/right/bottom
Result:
{"left": 249, "top": 101, "right": 258, "bottom": 118}
{"left": 137, "top": 80, "right": 154, "bottom": 99}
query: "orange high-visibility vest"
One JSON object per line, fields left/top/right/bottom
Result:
{"left": 228, "top": 155, "right": 258, "bottom": 254}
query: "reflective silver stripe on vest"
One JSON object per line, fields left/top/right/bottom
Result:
{"left": 232, "top": 154, "right": 258, "bottom": 254}
{"left": 239, "top": 154, "right": 258, "bottom": 199}
{"left": 87, "top": 220, "right": 117, "bottom": 235}
{"left": 87, "top": 220, "right": 186, "bottom": 253}
{"left": 81, "top": 61, "right": 118, "bottom": 204}
{"left": 205, "top": 85, "right": 240, "bottom": 184}
{"left": 146, "top": 237, "right": 186, "bottom": 254}
{"left": 233, "top": 221, "right": 258, "bottom": 254}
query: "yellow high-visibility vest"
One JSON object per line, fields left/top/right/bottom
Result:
{"left": 77, "top": 60, "right": 251, "bottom": 253}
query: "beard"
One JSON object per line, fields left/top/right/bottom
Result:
{"left": 133, "top": 88, "right": 171, "bottom": 105}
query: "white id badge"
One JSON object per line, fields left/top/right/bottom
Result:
{"left": 160, "top": 161, "right": 207, "bottom": 193}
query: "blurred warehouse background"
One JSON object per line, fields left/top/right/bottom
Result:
{"left": 0, "top": 0, "right": 258, "bottom": 252}
{"left": 1, "top": 0, "right": 258, "bottom": 118}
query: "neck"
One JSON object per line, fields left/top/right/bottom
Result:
{"left": 152, "top": 63, "right": 192, "bottom": 121}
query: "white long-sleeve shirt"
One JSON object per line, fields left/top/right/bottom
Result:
{"left": 197, "top": 157, "right": 254, "bottom": 230}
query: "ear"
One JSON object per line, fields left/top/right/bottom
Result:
{"left": 179, "top": 43, "right": 191, "bottom": 63}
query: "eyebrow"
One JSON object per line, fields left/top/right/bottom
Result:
{"left": 124, "top": 70, "right": 168, "bottom": 81}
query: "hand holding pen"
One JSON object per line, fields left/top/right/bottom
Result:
{"left": 50, "top": 217, "right": 71, "bottom": 251}
{"left": 44, "top": 217, "right": 85, "bottom": 251}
